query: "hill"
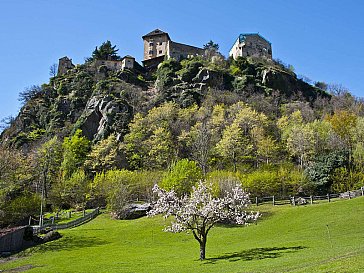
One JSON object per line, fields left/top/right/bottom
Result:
{"left": 1, "top": 197, "right": 363, "bottom": 272}
{"left": 0, "top": 51, "right": 328, "bottom": 149}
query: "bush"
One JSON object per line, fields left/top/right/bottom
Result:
{"left": 242, "top": 166, "right": 305, "bottom": 197}
{"left": 206, "top": 170, "right": 242, "bottom": 197}
{"left": 92, "top": 170, "right": 163, "bottom": 211}
{"left": 0, "top": 193, "right": 41, "bottom": 227}
{"left": 159, "top": 159, "right": 202, "bottom": 196}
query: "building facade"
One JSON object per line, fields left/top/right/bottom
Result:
{"left": 142, "top": 29, "right": 204, "bottom": 67}
{"left": 93, "top": 55, "right": 135, "bottom": 71}
{"left": 229, "top": 34, "right": 272, "bottom": 60}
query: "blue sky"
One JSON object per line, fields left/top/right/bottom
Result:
{"left": 1, "top": 0, "right": 364, "bottom": 121}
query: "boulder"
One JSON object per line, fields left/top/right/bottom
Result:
{"left": 80, "top": 95, "right": 131, "bottom": 141}
{"left": 42, "top": 231, "right": 62, "bottom": 243}
{"left": 114, "top": 203, "right": 151, "bottom": 220}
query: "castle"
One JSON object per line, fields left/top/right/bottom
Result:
{"left": 58, "top": 30, "right": 272, "bottom": 75}
{"left": 229, "top": 33, "right": 272, "bottom": 60}
{"left": 142, "top": 29, "right": 205, "bottom": 68}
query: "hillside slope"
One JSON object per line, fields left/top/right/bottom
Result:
{"left": 1, "top": 197, "right": 363, "bottom": 272}
{"left": 0, "top": 56, "right": 328, "bottom": 150}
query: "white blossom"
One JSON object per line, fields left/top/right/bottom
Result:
{"left": 147, "top": 181, "right": 260, "bottom": 260}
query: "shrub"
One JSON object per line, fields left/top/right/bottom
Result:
{"left": 159, "top": 159, "right": 202, "bottom": 196}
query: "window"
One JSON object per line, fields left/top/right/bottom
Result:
{"left": 159, "top": 42, "right": 163, "bottom": 46}
{"left": 149, "top": 42, "right": 154, "bottom": 46}
{"left": 149, "top": 50, "right": 154, "bottom": 55}
{"left": 159, "top": 50, "right": 163, "bottom": 54}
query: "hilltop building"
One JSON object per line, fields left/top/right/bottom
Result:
{"left": 58, "top": 55, "right": 135, "bottom": 76}
{"left": 93, "top": 55, "right": 135, "bottom": 71}
{"left": 58, "top": 56, "right": 75, "bottom": 76}
{"left": 142, "top": 29, "right": 205, "bottom": 68}
{"left": 229, "top": 34, "right": 272, "bottom": 60}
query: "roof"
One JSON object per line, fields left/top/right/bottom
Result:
{"left": 122, "top": 55, "right": 135, "bottom": 60}
{"left": 142, "top": 29, "right": 171, "bottom": 40}
{"left": 170, "top": 41, "right": 204, "bottom": 51}
{"left": 238, "top": 33, "right": 271, "bottom": 44}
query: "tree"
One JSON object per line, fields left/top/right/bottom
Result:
{"left": 148, "top": 181, "right": 259, "bottom": 260}
{"left": 216, "top": 123, "right": 252, "bottom": 172}
{"left": 91, "top": 40, "right": 120, "bottom": 61}
{"left": 49, "top": 63, "right": 58, "bottom": 77}
{"left": 18, "top": 85, "right": 43, "bottom": 105}
{"left": 61, "top": 129, "right": 90, "bottom": 179}
{"left": 159, "top": 159, "right": 202, "bottom": 196}
{"left": 84, "top": 134, "right": 122, "bottom": 173}
{"left": 203, "top": 40, "right": 219, "bottom": 51}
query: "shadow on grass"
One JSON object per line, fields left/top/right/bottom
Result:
{"left": 205, "top": 246, "right": 306, "bottom": 264}
{"left": 20, "top": 235, "right": 109, "bottom": 256}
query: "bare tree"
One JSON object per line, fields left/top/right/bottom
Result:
{"left": 49, "top": 63, "right": 58, "bottom": 77}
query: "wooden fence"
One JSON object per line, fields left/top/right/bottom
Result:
{"left": 32, "top": 208, "right": 100, "bottom": 234}
{"left": 253, "top": 187, "right": 364, "bottom": 206}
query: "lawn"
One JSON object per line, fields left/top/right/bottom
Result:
{"left": 1, "top": 197, "right": 363, "bottom": 273}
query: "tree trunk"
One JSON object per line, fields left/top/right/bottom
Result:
{"left": 199, "top": 241, "right": 206, "bottom": 260}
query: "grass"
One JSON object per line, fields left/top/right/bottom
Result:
{"left": 1, "top": 197, "right": 363, "bottom": 273}
{"left": 43, "top": 209, "right": 94, "bottom": 225}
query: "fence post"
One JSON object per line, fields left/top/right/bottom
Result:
{"left": 83, "top": 209, "right": 86, "bottom": 217}
{"left": 361, "top": 187, "right": 364, "bottom": 196}
{"left": 29, "top": 216, "right": 32, "bottom": 226}
{"left": 327, "top": 193, "right": 331, "bottom": 202}
{"left": 292, "top": 196, "right": 296, "bottom": 206}
{"left": 348, "top": 191, "right": 351, "bottom": 199}
{"left": 310, "top": 195, "right": 313, "bottom": 205}
{"left": 255, "top": 197, "right": 259, "bottom": 206}
{"left": 68, "top": 211, "right": 71, "bottom": 218}
{"left": 272, "top": 196, "right": 275, "bottom": 206}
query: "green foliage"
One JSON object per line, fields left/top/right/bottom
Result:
{"left": 92, "top": 170, "right": 162, "bottom": 210}
{"left": 304, "top": 150, "right": 348, "bottom": 193}
{"left": 242, "top": 166, "right": 304, "bottom": 196}
{"left": 176, "top": 58, "right": 204, "bottom": 82}
{"left": 203, "top": 40, "right": 219, "bottom": 51}
{"left": 61, "top": 129, "right": 90, "bottom": 179}
{"left": 159, "top": 159, "right": 202, "bottom": 196}
{"left": 155, "top": 58, "right": 182, "bottom": 90}
{"left": 206, "top": 170, "right": 242, "bottom": 197}
{"left": 62, "top": 169, "right": 91, "bottom": 209}
{"left": 84, "top": 134, "right": 122, "bottom": 173}
{"left": 0, "top": 193, "right": 41, "bottom": 227}
{"left": 91, "top": 40, "right": 120, "bottom": 61}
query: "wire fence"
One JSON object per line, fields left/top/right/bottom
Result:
{"left": 32, "top": 208, "right": 100, "bottom": 234}
{"left": 253, "top": 187, "right": 364, "bottom": 207}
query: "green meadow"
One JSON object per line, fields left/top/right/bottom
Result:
{"left": 1, "top": 197, "right": 363, "bottom": 273}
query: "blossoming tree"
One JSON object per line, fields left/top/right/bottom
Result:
{"left": 148, "top": 181, "right": 260, "bottom": 260}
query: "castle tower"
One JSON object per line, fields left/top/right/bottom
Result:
{"left": 142, "top": 29, "right": 171, "bottom": 61}
{"left": 57, "top": 56, "right": 74, "bottom": 76}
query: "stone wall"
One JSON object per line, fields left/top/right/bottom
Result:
{"left": 58, "top": 57, "right": 74, "bottom": 76}
{"left": 94, "top": 60, "right": 123, "bottom": 71}
{"left": 0, "top": 226, "right": 32, "bottom": 254}
{"left": 167, "top": 41, "right": 205, "bottom": 61}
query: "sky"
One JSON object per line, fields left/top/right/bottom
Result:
{"left": 0, "top": 0, "right": 364, "bottom": 121}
